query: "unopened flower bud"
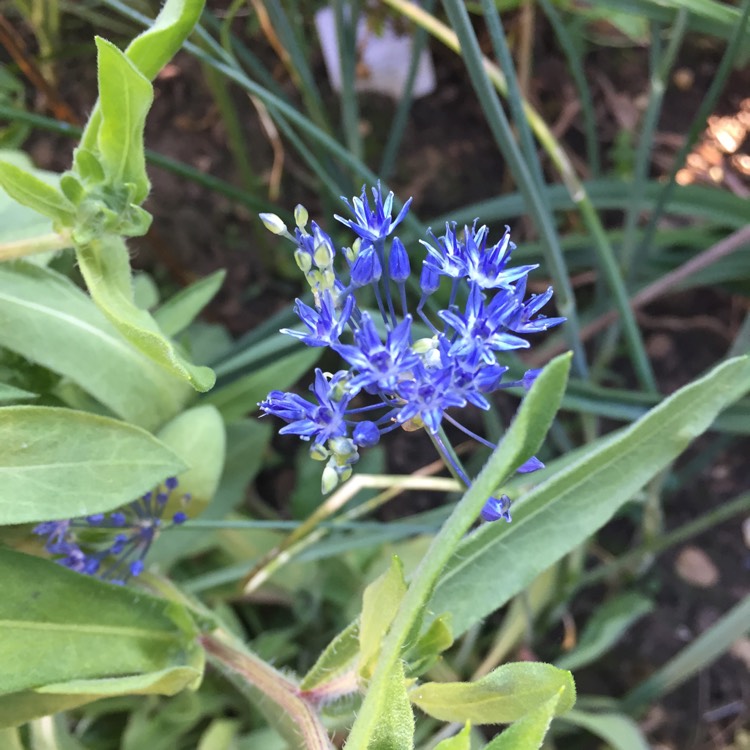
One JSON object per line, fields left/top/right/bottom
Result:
{"left": 259, "top": 213, "right": 288, "bottom": 236}
{"left": 294, "top": 204, "right": 309, "bottom": 229}
{"left": 309, "top": 443, "right": 330, "bottom": 461}
{"left": 313, "top": 238, "right": 334, "bottom": 269}
{"left": 388, "top": 237, "right": 410, "bottom": 282}
{"left": 321, "top": 464, "right": 339, "bottom": 494}
{"left": 295, "top": 249, "right": 313, "bottom": 273}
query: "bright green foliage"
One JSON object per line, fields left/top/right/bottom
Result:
{"left": 370, "top": 660, "right": 415, "bottom": 750}
{"left": 359, "top": 555, "right": 407, "bottom": 679}
{"left": 0, "top": 548, "right": 203, "bottom": 727}
{"left": 433, "top": 723, "right": 471, "bottom": 750}
{"left": 75, "top": 236, "right": 216, "bottom": 391}
{"left": 156, "top": 405, "right": 226, "bottom": 518}
{"left": 0, "top": 160, "right": 74, "bottom": 228}
{"left": 410, "top": 662, "right": 575, "bottom": 725}
{"left": 0, "top": 261, "right": 190, "bottom": 430}
{"left": 0, "top": 406, "right": 186, "bottom": 524}
{"left": 404, "top": 614, "right": 454, "bottom": 677}
{"left": 154, "top": 269, "right": 227, "bottom": 337}
{"left": 484, "top": 695, "right": 562, "bottom": 750}
{"left": 430, "top": 356, "right": 750, "bottom": 636}
{"left": 300, "top": 620, "right": 360, "bottom": 692}
{"left": 93, "top": 38, "right": 153, "bottom": 206}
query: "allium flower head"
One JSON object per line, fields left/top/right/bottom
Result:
{"left": 258, "top": 185, "right": 565, "bottom": 515}
{"left": 33, "top": 477, "right": 189, "bottom": 584}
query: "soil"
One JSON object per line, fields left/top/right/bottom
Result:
{"left": 4, "top": 4, "right": 750, "bottom": 748}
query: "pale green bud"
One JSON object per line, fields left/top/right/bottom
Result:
{"left": 329, "top": 436, "right": 356, "bottom": 459}
{"left": 321, "top": 464, "right": 339, "bottom": 494}
{"left": 321, "top": 268, "right": 336, "bottom": 291}
{"left": 259, "top": 212, "right": 288, "bottom": 236}
{"left": 294, "top": 204, "right": 309, "bottom": 229}
{"left": 295, "top": 249, "right": 313, "bottom": 273}
{"left": 413, "top": 336, "right": 438, "bottom": 354}
{"left": 309, "top": 443, "right": 330, "bottom": 461}
{"left": 313, "top": 238, "right": 334, "bottom": 269}
{"left": 338, "top": 466, "right": 353, "bottom": 483}
{"left": 343, "top": 246, "right": 356, "bottom": 263}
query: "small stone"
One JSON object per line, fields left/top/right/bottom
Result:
{"left": 674, "top": 546, "right": 720, "bottom": 588}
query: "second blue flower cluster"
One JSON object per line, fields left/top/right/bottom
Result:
{"left": 259, "top": 185, "right": 563, "bottom": 503}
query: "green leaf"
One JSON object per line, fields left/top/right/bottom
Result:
{"left": 94, "top": 38, "right": 152, "bottom": 204}
{"left": 561, "top": 710, "right": 650, "bottom": 750}
{"left": 405, "top": 614, "right": 453, "bottom": 677}
{"left": 556, "top": 593, "right": 654, "bottom": 672}
{"left": 410, "top": 662, "right": 575, "bottom": 725}
{"left": 155, "top": 405, "right": 226, "bottom": 518}
{"left": 430, "top": 356, "right": 750, "bottom": 637}
{"left": 0, "top": 548, "right": 203, "bottom": 726}
{"left": 78, "top": 0, "right": 205, "bottom": 154}
{"left": 623, "top": 594, "right": 750, "bottom": 712}
{"left": 154, "top": 269, "right": 226, "bottom": 337}
{"left": 371, "top": 660, "right": 414, "bottom": 750}
{"left": 0, "top": 728, "right": 23, "bottom": 750}
{"left": 205, "top": 346, "right": 321, "bottom": 423}
{"left": 0, "top": 160, "right": 74, "bottom": 226}
{"left": 0, "top": 261, "right": 190, "bottom": 430}
{"left": 345, "top": 355, "right": 571, "bottom": 750}
{"left": 433, "top": 723, "right": 471, "bottom": 750}
{"left": 150, "top": 419, "right": 271, "bottom": 567}
{"left": 359, "top": 556, "right": 407, "bottom": 679}
{"left": 0, "top": 150, "right": 59, "bottom": 245}
{"left": 0, "top": 382, "right": 37, "bottom": 403}
{"left": 300, "top": 620, "right": 360, "bottom": 692}
{"left": 0, "top": 406, "right": 186, "bottom": 524}
{"left": 484, "top": 695, "right": 561, "bottom": 750}
{"left": 124, "top": 0, "right": 206, "bottom": 81}
{"left": 75, "top": 235, "right": 216, "bottom": 391}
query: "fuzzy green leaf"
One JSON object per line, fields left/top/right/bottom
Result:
{"left": 75, "top": 236, "right": 215, "bottom": 391}
{"left": 359, "top": 556, "right": 407, "bottom": 679}
{"left": 410, "top": 662, "right": 575, "bottom": 725}
{"left": 154, "top": 269, "right": 226, "bottom": 337}
{"left": 0, "top": 160, "right": 74, "bottom": 226}
{"left": 0, "top": 406, "right": 186, "bottom": 523}
{"left": 430, "top": 356, "right": 750, "bottom": 637}
{"left": 94, "top": 38, "right": 152, "bottom": 204}
{"left": 0, "top": 261, "right": 190, "bottom": 430}
{"left": 484, "top": 695, "right": 561, "bottom": 750}
{"left": 0, "top": 548, "right": 203, "bottom": 726}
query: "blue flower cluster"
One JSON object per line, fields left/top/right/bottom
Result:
{"left": 33, "top": 477, "right": 189, "bottom": 583}
{"left": 259, "top": 185, "right": 563, "bottom": 518}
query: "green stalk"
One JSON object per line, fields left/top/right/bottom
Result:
{"left": 201, "top": 61, "right": 257, "bottom": 193}
{"left": 620, "top": 11, "right": 689, "bottom": 276}
{"left": 441, "top": 0, "right": 588, "bottom": 377}
{"left": 333, "top": 0, "right": 363, "bottom": 163}
{"left": 345, "top": 354, "right": 570, "bottom": 748}
{"left": 537, "top": 0, "right": 600, "bottom": 176}
{"left": 379, "top": 0, "right": 436, "bottom": 180}
{"left": 387, "top": 0, "right": 655, "bottom": 390}
{"left": 201, "top": 632, "right": 333, "bottom": 749}
{"left": 573, "top": 490, "right": 750, "bottom": 592}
